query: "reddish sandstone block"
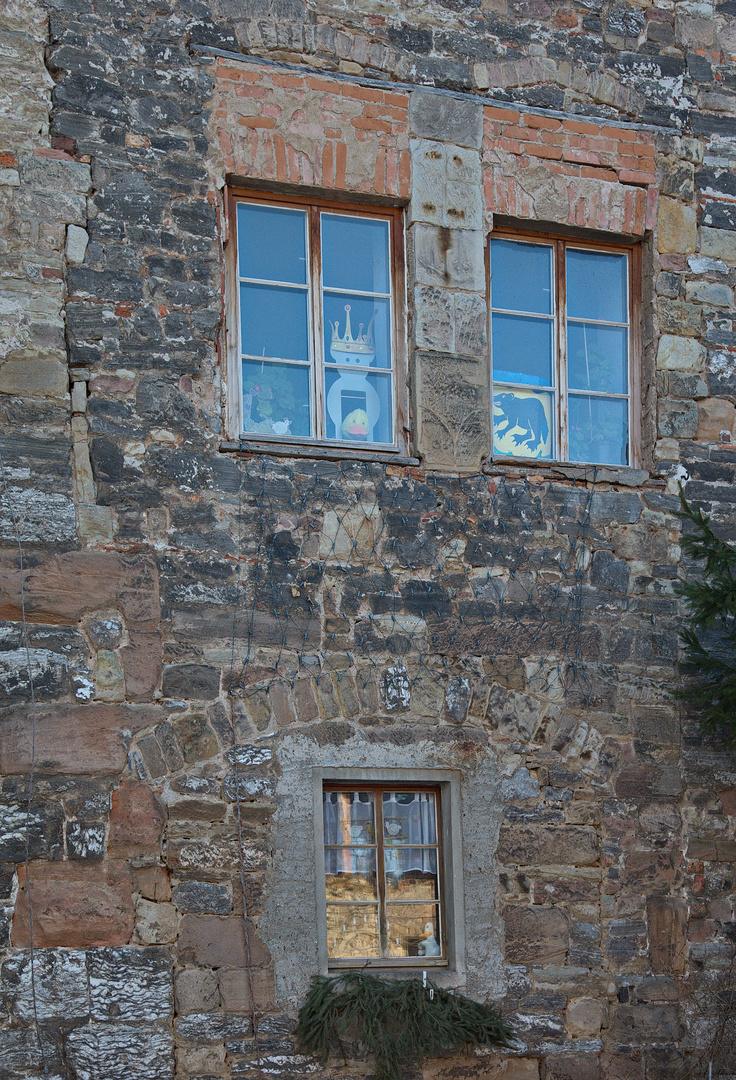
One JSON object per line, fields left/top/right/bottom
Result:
{"left": 0, "top": 552, "right": 160, "bottom": 629}
{"left": 647, "top": 897, "right": 687, "bottom": 974}
{"left": 218, "top": 966, "right": 275, "bottom": 1012}
{"left": 177, "top": 915, "right": 271, "bottom": 969}
{"left": 720, "top": 790, "right": 736, "bottom": 814}
{"left": 108, "top": 778, "right": 167, "bottom": 857}
{"left": 133, "top": 865, "right": 172, "bottom": 901}
{"left": 544, "top": 1057, "right": 599, "bottom": 1080}
{"left": 0, "top": 703, "right": 163, "bottom": 775}
{"left": 121, "top": 630, "right": 163, "bottom": 701}
{"left": 504, "top": 905, "right": 569, "bottom": 964}
{"left": 13, "top": 861, "right": 134, "bottom": 947}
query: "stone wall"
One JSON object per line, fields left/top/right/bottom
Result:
{"left": 1, "top": 1, "right": 736, "bottom": 1079}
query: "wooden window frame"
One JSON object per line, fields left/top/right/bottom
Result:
{"left": 488, "top": 227, "right": 642, "bottom": 469}
{"left": 225, "top": 188, "right": 409, "bottom": 454}
{"left": 322, "top": 781, "right": 448, "bottom": 970}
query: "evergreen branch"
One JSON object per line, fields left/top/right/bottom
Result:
{"left": 676, "top": 487, "right": 736, "bottom": 748}
{"left": 295, "top": 972, "right": 513, "bottom": 1080}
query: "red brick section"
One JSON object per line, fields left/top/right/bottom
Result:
{"left": 483, "top": 107, "right": 657, "bottom": 236}
{"left": 12, "top": 861, "right": 135, "bottom": 947}
{"left": 214, "top": 61, "right": 410, "bottom": 198}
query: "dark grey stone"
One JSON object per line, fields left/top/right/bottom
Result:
{"left": 87, "top": 617, "right": 124, "bottom": 650}
{"left": 88, "top": 947, "right": 173, "bottom": 1022}
{"left": 445, "top": 675, "right": 471, "bottom": 722}
{"left": 173, "top": 881, "right": 232, "bottom": 914}
{"left": 162, "top": 664, "right": 221, "bottom": 700}
{"left": 175, "top": 1012, "right": 253, "bottom": 1042}
{"left": 0, "top": 800, "right": 63, "bottom": 863}
{"left": 67, "top": 821, "right": 106, "bottom": 859}
{"left": 3, "top": 949, "right": 90, "bottom": 1022}
{"left": 606, "top": 6, "right": 645, "bottom": 38}
{"left": 590, "top": 492, "right": 641, "bottom": 523}
{"left": 658, "top": 398, "right": 699, "bottom": 439}
{"left": 65, "top": 1023, "right": 174, "bottom": 1080}
{"left": 409, "top": 89, "right": 482, "bottom": 147}
{"left": 590, "top": 550, "right": 630, "bottom": 595}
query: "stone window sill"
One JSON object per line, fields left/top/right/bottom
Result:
{"left": 483, "top": 456, "right": 651, "bottom": 488}
{"left": 220, "top": 440, "right": 420, "bottom": 467}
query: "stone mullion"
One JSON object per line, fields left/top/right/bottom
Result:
{"left": 406, "top": 92, "right": 490, "bottom": 472}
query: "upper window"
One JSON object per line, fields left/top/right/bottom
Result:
{"left": 231, "top": 194, "right": 405, "bottom": 450}
{"left": 322, "top": 784, "right": 446, "bottom": 968}
{"left": 490, "top": 233, "right": 639, "bottom": 467}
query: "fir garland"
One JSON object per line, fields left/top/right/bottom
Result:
{"left": 294, "top": 972, "right": 513, "bottom": 1080}
{"left": 676, "top": 487, "right": 736, "bottom": 747}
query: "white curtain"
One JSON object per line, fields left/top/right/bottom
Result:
{"left": 324, "top": 791, "right": 437, "bottom": 877}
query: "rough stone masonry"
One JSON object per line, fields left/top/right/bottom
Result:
{"left": 1, "top": 0, "right": 736, "bottom": 1078}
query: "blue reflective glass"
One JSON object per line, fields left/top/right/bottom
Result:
{"left": 569, "top": 395, "right": 628, "bottom": 465}
{"left": 240, "top": 282, "right": 308, "bottom": 362}
{"left": 322, "top": 214, "right": 390, "bottom": 294}
{"left": 492, "top": 312, "right": 553, "bottom": 387}
{"left": 242, "top": 358, "right": 311, "bottom": 438}
{"left": 568, "top": 323, "right": 628, "bottom": 394}
{"left": 491, "top": 238, "right": 553, "bottom": 315}
{"left": 237, "top": 203, "right": 307, "bottom": 284}
{"left": 567, "top": 249, "right": 627, "bottom": 323}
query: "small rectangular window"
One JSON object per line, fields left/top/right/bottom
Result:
{"left": 322, "top": 784, "right": 446, "bottom": 968}
{"left": 490, "top": 232, "right": 639, "bottom": 467}
{"left": 230, "top": 194, "right": 406, "bottom": 451}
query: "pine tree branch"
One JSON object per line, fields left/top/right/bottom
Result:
{"left": 676, "top": 487, "right": 736, "bottom": 748}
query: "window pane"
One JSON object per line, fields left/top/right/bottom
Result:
{"left": 242, "top": 359, "right": 311, "bottom": 438}
{"left": 326, "top": 904, "right": 380, "bottom": 959}
{"left": 568, "top": 323, "right": 628, "bottom": 395}
{"left": 491, "top": 238, "right": 553, "bottom": 315}
{"left": 322, "top": 214, "right": 390, "bottom": 294}
{"left": 493, "top": 388, "right": 553, "bottom": 459}
{"left": 325, "top": 849, "right": 377, "bottom": 901}
{"left": 569, "top": 395, "right": 628, "bottom": 466}
{"left": 387, "top": 904, "right": 441, "bottom": 958}
{"left": 323, "top": 791, "right": 375, "bottom": 846}
{"left": 382, "top": 792, "right": 437, "bottom": 845}
{"left": 385, "top": 848, "right": 438, "bottom": 901}
{"left": 492, "top": 312, "right": 553, "bottom": 387}
{"left": 324, "top": 369, "right": 393, "bottom": 445}
{"left": 237, "top": 203, "right": 307, "bottom": 284}
{"left": 240, "top": 283, "right": 308, "bottom": 362}
{"left": 324, "top": 295, "right": 391, "bottom": 370}
{"left": 567, "top": 249, "right": 627, "bottom": 323}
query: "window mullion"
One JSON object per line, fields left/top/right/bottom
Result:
{"left": 310, "top": 206, "right": 325, "bottom": 442}
{"left": 557, "top": 239, "right": 569, "bottom": 462}
{"left": 375, "top": 791, "right": 388, "bottom": 959}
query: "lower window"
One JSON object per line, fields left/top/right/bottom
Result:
{"left": 322, "top": 784, "right": 446, "bottom": 967}
{"left": 490, "top": 231, "right": 639, "bottom": 467}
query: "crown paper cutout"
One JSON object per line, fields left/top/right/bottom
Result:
{"left": 330, "top": 304, "right": 376, "bottom": 355}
